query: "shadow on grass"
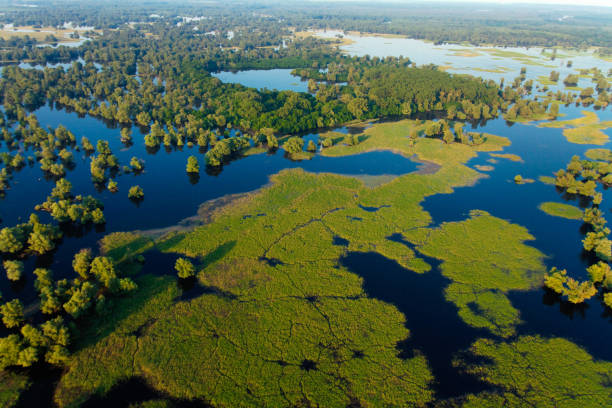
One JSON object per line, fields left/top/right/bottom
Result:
{"left": 81, "top": 376, "right": 211, "bottom": 408}
{"left": 199, "top": 241, "right": 237, "bottom": 269}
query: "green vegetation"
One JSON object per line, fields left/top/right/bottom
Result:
{"left": 174, "top": 258, "right": 195, "bottom": 279}
{"left": 128, "top": 185, "right": 144, "bottom": 200}
{"left": 0, "top": 370, "right": 29, "bottom": 408}
{"left": 186, "top": 156, "right": 199, "bottom": 173}
{"left": 538, "top": 202, "right": 583, "bottom": 220}
{"left": 406, "top": 210, "right": 546, "bottom": 337}
{"left": 320, "top": 120, "right": 510, "bottom": 164}
{"left": 489, "top": 153, "right": 523, "bottom": 162}
{"left": 539, "top": 111, "right": 612, "bottom": 145}
{"left": 455, "top": 336, "right": 612, "bottom": 407}
{"left": 585, "top": 148, "right": 612, "bottom": 162}
{"left": 545, "top": 268, "right": 597, "bottom": 303}
{"left": 3, "top": 260, "right": 24, "bottom": 281}
{"left": 51, "top": 120, "right": 521, "bottom": 405}
{"left": 544, "top": 154, "right": 612, "bottom": 306}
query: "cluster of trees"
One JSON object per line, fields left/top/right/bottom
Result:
{"left": 0, "top": 249, "right": 137, "bottom": 370}
{"left": 1, "top": 30, "right": 506, "bottom": 144}
{"left": 205, "top": 136, "right": 250, "bottom": 167}
{"left": 545, "top": 154, "right": 612, "bottom": 308}
{"left": 36, "top": 178, "right": 105, "bottom": 225}
{"left": 0, "top": 214, "right": 61, "bottom": 257}
{"left": 89, "top": 140, "right": 119, "bottom": 183}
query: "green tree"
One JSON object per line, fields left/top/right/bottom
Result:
{"left": 128, "top": 185, "right": 144, "bottom": 200}
{"left": 266, "top": 134, "right": 278, "bottom": 150}
{"left": 63, "top": 281, "right": 97, "bottom": 318}
{"left": 283, "top": 137, "right": 304, "bottom": 155}
{"left": 72, "top": 248, "right": 93, "bottom": 279}
{"left": 1, "top": 299, "right": 24, "bottom": 328}
{"left": 0, "top": 228, "right": 24, "bottom": 254}
{"left": 186, "top": 156, "right": 200, "bottom": 173}
{"left": 175, "top": 258, "right": 195, "bottom": 279}
{"left": 120, "top": 127, "right": 132, "bottom": 144}
{"left": 3, "top": 260, "right": 23, "bottom": 281}
{"left": 90, "top": 257, "right": 118, "bottom": 290}
{"left": 107, "top": 179, "right": 118, "bottom": 193}
{"left": 28, "top": 231, "right": 55, "bottom": 255}
{"left": 130, "top": 157, "right": 144, "bottom": 172}
{"left": 0, "top": 335, "right": 22, "bottom": 369}
{"left": 306, "top": 140, "right": 317, "bottom": 152}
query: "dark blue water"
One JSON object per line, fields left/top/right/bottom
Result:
{"left": 0, "top": 103, "right": 418, "bottom": 304}
{"left": 421, "top": 105, "right": 612, "bottom": 362}
{"left": 340, "top": 250, "right": 490, "bottom": 399}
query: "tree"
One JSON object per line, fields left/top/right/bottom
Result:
{"left": 73, "top": 248, "right": 92, "bottom": 279}
{"left": 81, "top": 137, "right": 94, "bottom": 153}
{"left": 605, "top": 292, "right": 612, "bottom": 309}
{"left": 587, "top": 261, "right": 612, "bottom": 288}
{"left": 424, "top": 121, "right": 441, "bottom": 137}
{"left": 41, "top": 316, "right": 69, "bottom": 347}
{"left": 0, "top": 335, "right": 22, "bottom": 369}
{"left": 3, "top": 260, "right": 23, "bottom": 281}
{"left": 442, "top": 128, "right": 455, "bottom": 144}
{"left": 175, "top": 257, "right": 195, "bottom": 279}
{"left": 186, "top": 156, "right": 199, "bottom": 173}
{"left": 306, "top": 140, "right": 317, "bottom": 152}
{"left": 1, "top": 299, "right": 24, "bottom": 328}
{"left": 120, "top": 127, "right": 132, "bottom": 144}
{"left": 107, "top": 179, "right": 118, "bottom": 192}
{"left": 28, "top": 231, "right": 55, "bottom": 255}
{"left": 266, "top": 134, "right": 278, "bottom": 150}
{"left": 544, "top": 268, "right": 597, "bottom": 303}
{"left": 549, "top": 70, "right": 560, "bottom": 82}
{"left": 580, "top": 87, "right": 594, "bottom": 99}
{"left": 283, "top": 137, "right": 304, "bottom": 155}
{"left": 563, "top": 74, "right": 579, "bottom": 87}
{"left": 130, "top": 157, "right": 144, "bottom": 172}
{"left": 118, "top": 278, "right": 138, "bottom": 292}
{"left": 63, "top": 281, "right": 97, "bottom": 318}
{"left": 549, "top": 103, "right": 559, "bottom": 119}
{"left": 128, "top": 185, "right": 144, "bottom": 200}
{"left": 90, "top": 256, "right": 118, "bottom": 290}
{"left": 0, "top": 228, "right": 24, "bottom": 254}
{"left": 45, "top": 344, "right": 69, "bottom": 365}
{"left": 91, "top": 208, "right": 105, "bottom": 224}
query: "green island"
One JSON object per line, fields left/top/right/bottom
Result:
{"left": 539, "top": 202, "right": 584, "bottom": 220}
{"left": 539, "top": 111, "right": 612, "bottom": 145}
{"left": 455, "top": 336, "right": 612, "bottom": 407}
{"left": 489, "top": 153, "right": 523, "bottom": 162}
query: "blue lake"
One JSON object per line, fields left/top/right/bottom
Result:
{"left": 212, "top": 69, "right": 309, "bottom": 93}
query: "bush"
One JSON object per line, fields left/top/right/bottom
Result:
{"left": 175, "top": 258, "right": 195, "bottom": 279}
{"left": 128, "top": 185, "right": 144, "bottom": 200}
{"left": 3, "top": 260, "right": 23, "bottom": 281}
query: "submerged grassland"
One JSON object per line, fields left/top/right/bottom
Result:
{"left": 539, "top": 202, "right": 583, "bottom": 220}
{"left": 52, "top": 120, "right": 605, "bottom": 407}
{"left": 539, "top": 111, "right": 612, "bottom": 145}
{"left": 455, "top": 336, "right": 612, "bottom": 407}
